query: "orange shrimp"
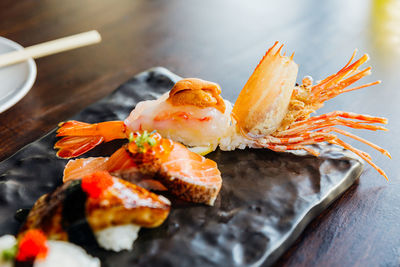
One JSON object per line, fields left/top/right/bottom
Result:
{"left": 55, "top": 42, "right": 389, "bottom": 179}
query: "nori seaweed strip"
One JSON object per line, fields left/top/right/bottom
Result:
{"left": 14, "top": 209, "right": 30, "bottom": 223}
{"left": 61, "top": 180, "right": 97, "bottom": 246}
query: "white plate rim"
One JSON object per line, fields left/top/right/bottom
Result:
{"left": 0, "top": 36, "right": 37, "bottom": 113}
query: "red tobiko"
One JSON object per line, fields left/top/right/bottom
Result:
{"left": 81, "top": 171, "right": 114, "bottom": 198}
{"left": 16, "top": 229, "right": 48, "bottom": 261}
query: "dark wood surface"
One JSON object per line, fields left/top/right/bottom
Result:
{"left": 0, "top": 0, "right": 398, "bottom": 266}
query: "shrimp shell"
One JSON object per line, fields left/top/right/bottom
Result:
{"left": 232, "top": 42, "right": 298, "bottom": 135}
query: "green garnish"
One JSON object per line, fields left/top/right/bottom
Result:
{"left": 134, "top": 131, "right": 157, "bottom": 152}
{"left": 128, "top": 132, "right": 135, "bottom": 143}
{"left": 2, "top": 244, "right": 17, "bottom": 261}
{"left": 147, "top": 137, "right": 156, "bottom": 146}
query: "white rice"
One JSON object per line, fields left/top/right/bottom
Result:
{"left": 0, "top": 235, "right": 100, "bottom": 267}
{"left": 219, "top": 117, "right": 254, "bottom": 151}
{"left": 0, "top": 235, "right": 16, "bottom": 252}
{"left": 34, "top": 241, "right": 100, "bottom": 267}
{"left": 95, "top": 224, "right": 141, "bottom": 252}
{"left": 0, "top": 235, "right": 16, "bottom": 267}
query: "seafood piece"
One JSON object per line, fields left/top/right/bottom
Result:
{"left": 55, "top": 42, "right": 389, "bottom": 178}
{"left": 0, "top": 230, "right": 100, "bottom": 267}
{"left": 63, "top": 131, "right": 222, "bottom": 206}
{"left": 55, "top": 80, "right": 231, "bottom": 155}
{"left": 19, "top": 171, "right": 170, "bottom": 252}
{"left": 127, "top": 78, "right": 231, "bottom": 149}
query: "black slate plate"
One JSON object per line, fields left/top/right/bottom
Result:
{"left": 0, "top": 67, "right": 362, "bottom": 266}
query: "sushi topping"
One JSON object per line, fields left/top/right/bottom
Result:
{"left": 129, "top": 131, "right": 159, "bottom": 153}
{"left": 168, "top": 78, "right": 226, "bottom": 113}
{"left": 16, "top": 229, "right": 48, "bottom": 261}
{"left": 127, "top": 131, "right": 173, "bottom": 159}
{"left": 81, "top": 171, "right": 114, "bottom": 199}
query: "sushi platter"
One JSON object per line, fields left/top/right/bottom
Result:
{"left": 0, "top": 67, "right": 366, "bottom": 266}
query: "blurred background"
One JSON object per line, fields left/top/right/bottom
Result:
{"left": 0, "top": 0, "right": 399, "bottom": 266}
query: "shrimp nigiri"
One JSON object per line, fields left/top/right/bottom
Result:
{"left": 19, "top": 171, "right": 170, "bottom": 252}
{"left": 55, "top": 42, "right": 390, "bottom": 178}
{"left": 63, "top": 131, "right": 222, "bottom": 206}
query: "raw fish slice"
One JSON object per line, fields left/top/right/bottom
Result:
{"left": 63, "top": 157, "right": 109, "bottom": 181}
{"left": 63, "top": 151, "right": 167, "bottom": 191}
{"left": 63, "top": 132, "right": 223, "bottom": 205}
{"left": 159, "top": 142, "right": 222, "bottom": 205}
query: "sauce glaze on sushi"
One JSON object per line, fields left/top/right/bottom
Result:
{"left": 19, "top": 172, "right": 170, "bottom": 252}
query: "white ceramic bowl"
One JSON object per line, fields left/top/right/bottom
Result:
{"left": 0, "top": 37, "right": 37, "bottom": 113}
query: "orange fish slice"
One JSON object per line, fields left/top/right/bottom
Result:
{"left": 63, "top": 132, "right": 223, "bottom": 205}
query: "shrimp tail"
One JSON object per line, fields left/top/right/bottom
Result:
{"left": 55, "top": 135, "right": 104, "bottom": 158}
{"left": 55, "top": 120, "right": 128, "bottom": 158}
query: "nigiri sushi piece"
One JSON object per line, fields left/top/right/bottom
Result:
{"left": 0, "top": 230, "right": 100, "bottom": 267}
{"left": 19, "top": 171, "right": 170, "bottom": 252}
{"left": 54, "top": 42, "right": 389, "bottom": 179}
{"left": 63, "top": 131, "right": 222, "bottom": 206}
{"left": 125, "top": 78, "right": 231, "bottom": 150}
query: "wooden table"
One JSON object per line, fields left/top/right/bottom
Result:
{"left": 0, "top": 0, "right": 398, "bottom": 266}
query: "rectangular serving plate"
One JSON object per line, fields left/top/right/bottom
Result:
{"left": 0, "top": 67, "right": 362, "bottom": 266}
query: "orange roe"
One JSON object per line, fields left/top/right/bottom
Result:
{"left": 128, "top": 131, "right": 165, "bottom": 155}
{"left": 16, "top": 229, "right": 48, "bottom": 261}
{"left": 81, "top": 171, "right": 114, "bottom": 198}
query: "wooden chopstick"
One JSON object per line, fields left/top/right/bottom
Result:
{"left": 0, "top": 30, "right": 102, "bottom": 68}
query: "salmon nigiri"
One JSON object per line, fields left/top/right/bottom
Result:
{"left": 63, "top": 131, "right": 222, "bottom": 206}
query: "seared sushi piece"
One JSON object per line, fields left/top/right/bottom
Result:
{"left": 0, "top": 230, "right": 100, "bottom": 267}
{"left": 19, "top": 171, "right": 170, "bottom": 252}
{"left": 63, "top": 131, "right": 222, "bottom": 205}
